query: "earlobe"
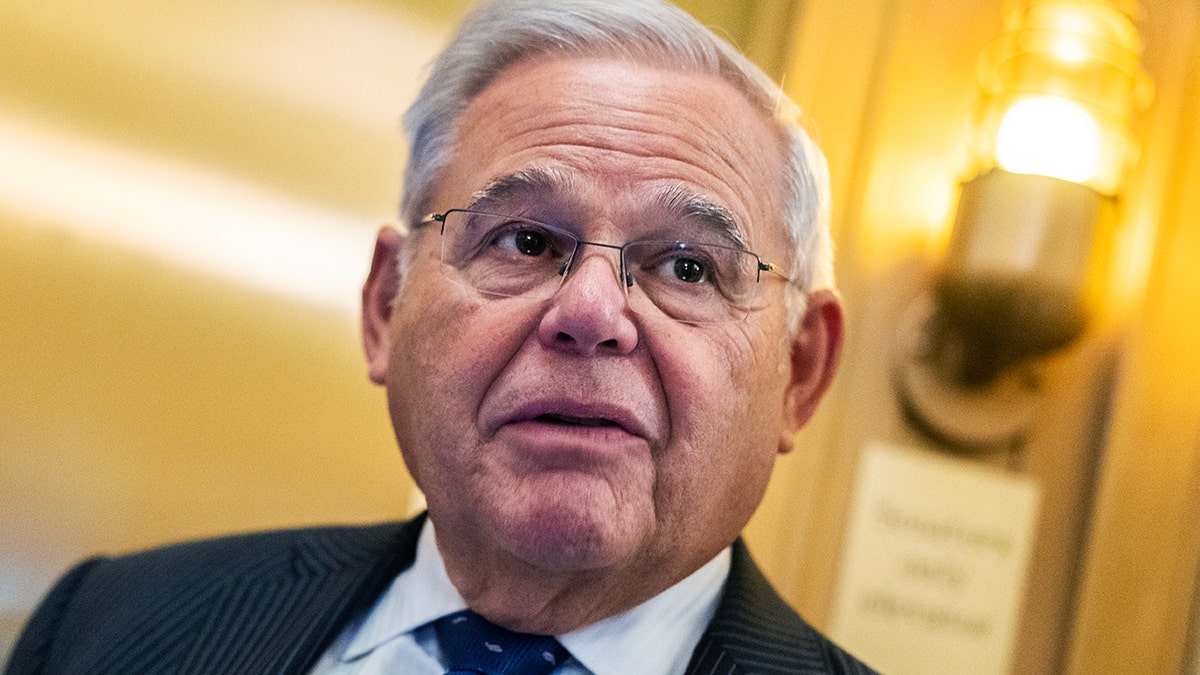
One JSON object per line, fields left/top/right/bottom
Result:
{"left": 779, "top": 289, "right": 844, "bottom": 453}
{"left": 361, "top": 226, "right": 406, "bottom": 385}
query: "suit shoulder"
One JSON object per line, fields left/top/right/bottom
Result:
{"left": 50, "top": 520, "right": 411, "bottom": 613}
{"left": 5, "top": 520, "right": 420, "bottom": 674}
{"left": 122, "top": 521, "right": 409, "bottom": 571}
{"left": 54, "top": 520, "right": 407, "bottom": 592}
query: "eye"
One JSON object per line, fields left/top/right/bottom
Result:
{"left": 672, "top": 257, "right": 708, "bottom": 284}
{"left": 511, "top": 229, "right": 548, "bottom": 257}
{"left": 478, "top": 221, "right": 559, "bottom": 260}
{"left": 631, "top": 242, "right": 723, "bottom": 288}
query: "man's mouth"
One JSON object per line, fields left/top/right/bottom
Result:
{"left": 492, "top": 398, "right": 651, "bottom": 442}
{"left": 535, "top": 414, "right": 621, "bottom": 428}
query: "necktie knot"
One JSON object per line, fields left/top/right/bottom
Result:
{"left": 435, "top": 609, "right": 568, "bottom": 675}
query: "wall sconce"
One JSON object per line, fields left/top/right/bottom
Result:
{"left": 896, "top": 0, "right": 1152, "bottom": 451}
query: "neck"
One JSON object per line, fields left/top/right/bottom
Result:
{"left": 429, "top": 520, "right": 729, "bottom": 635}
{"left": 440, "top": 546, "right": 677, "bottom": 634}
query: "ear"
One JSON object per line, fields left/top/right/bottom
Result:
{"left": 361, "top": 226, "right": 406, "bottom": 385}
{"left": 779, "top": 288, "right": 844, "bottom": 453}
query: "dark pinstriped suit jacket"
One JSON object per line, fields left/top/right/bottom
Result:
{"left": 5, "top": 515, "right": 877, "bottom": 674}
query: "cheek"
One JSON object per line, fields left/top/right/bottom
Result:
{"left": 392, "top": 254, "right": 531, "bottom": 386}
{"left": 647, "top": 323, "right": 787, "bottom": 507}
{"left": 391, "top": 288, "right": 479, "bottom": 403}
{"left": 654, "top": 322, "right": 782, "bottom": 436}
{"left": 385, "top": 279, "right": 535, "bottom": 475}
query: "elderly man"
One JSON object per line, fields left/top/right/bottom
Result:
{"left": 6, "top": 0, "right": 875, "bottom": 673}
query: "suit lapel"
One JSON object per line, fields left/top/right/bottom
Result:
{"left": 252, "top": 517, "right": 424, "bottom": 674}
{"left": 685, "top": 540, "right": 840, "bottom": 675}
{"left": 175, "top": 517, "right": 424, "bottom": 675}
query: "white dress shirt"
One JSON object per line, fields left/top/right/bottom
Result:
{"left": 309, "top": 520, "right": 731, "bottom": 675}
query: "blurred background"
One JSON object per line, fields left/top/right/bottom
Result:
{"left": 2, "top": 0, "right": 1198, "bottom": 673}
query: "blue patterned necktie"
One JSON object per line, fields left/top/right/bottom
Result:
{"left": 435, "top": 609, "right": 569, "bottom": 674}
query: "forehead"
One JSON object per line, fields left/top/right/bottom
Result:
{"left": 432, "top": 56, "right": 790, "bottom": 252}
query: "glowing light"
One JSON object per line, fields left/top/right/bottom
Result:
{"left": 995, "top": 96, "right": 1102, "bottom": 184}
{"left": 1050, "top": 35, "right": 1091, "bottom": 64}
{"left": 0, "top": 115, "right": 377, "bottom": 314}
{"left": 919, "top": 174, "right": 955, "bottom": 229}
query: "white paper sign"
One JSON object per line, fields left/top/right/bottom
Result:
{"left": 830, "top": 443, "right": 1040, "bottom": 675}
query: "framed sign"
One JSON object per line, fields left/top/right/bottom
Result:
{"left": 831, "top": 443, "right": 1041, "bottom": 675}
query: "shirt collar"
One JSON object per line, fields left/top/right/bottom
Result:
{"left": 341, "top": 520, "right": 466, "bottom": 661}
{"left": 559, "top": 548, "right": 730, "bottom": 675}
{"left": 338, "top": 519, "right": 731, "bottom": 675}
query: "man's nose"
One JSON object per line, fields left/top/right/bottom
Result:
{"left": 537, "top": 251, "right": 639, "bottom": 356}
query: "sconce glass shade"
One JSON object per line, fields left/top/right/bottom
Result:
{"left": 995, "top": 96, "right": 1102, "bottom": 183}
{"left": 972, "top": 0, "right": 1153, "bottom": 195}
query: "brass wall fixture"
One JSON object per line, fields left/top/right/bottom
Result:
{"left": 896, "top": 0, "right": 1153, "bottom": 451}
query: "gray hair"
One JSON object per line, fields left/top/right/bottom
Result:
{"left": 400, "top": 0, "right": 834, "bottom": 322}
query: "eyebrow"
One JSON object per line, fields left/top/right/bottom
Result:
{"left": 469, "top": 167, "right": 572, "bottom": 214}
{"left": 655, "top": 185, "right": 748, "bottom": 250}
{"left": 466, "top": 168, "right": 748, "bottom": 249}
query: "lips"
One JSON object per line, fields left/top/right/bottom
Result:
{"left": 495, "top": 399, "right": 652, "bottom": 441}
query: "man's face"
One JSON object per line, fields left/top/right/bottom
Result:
{"left": 364, "top": 56, "right": 840, "bottom": 616}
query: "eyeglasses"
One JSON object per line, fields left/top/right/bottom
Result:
{"left": 421, "top": 209, "right": 790, "bottom": 324}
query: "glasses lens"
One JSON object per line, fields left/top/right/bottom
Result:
{"left": 437, "top": 210, "right": 766, "bottom": 323}
{"left": 440, "top": 210, "right": 577, "bottom": 299}
{"left": 623, "top": 240, "right": 761, "bottom": 323}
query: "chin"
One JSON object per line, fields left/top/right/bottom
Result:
{"left": 499, "top": 498, "right": 643, "bottom": 572}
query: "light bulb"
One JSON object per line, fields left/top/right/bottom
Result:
{"left": 995, "top": 96, "right": 1102, "bottom": 184}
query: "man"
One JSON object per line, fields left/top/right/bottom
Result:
{"left": 6, "top": 0, "right": 875, "bottom": 673}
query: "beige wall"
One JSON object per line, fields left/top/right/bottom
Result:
{"left": 3, "top": 0, "right": 1199, "bottom": 672}
{"left": 0, "top": 0, "right": 460, "bottom": 658}
{"left": 737, "top": 0, "right": 1200, "bottom": 673}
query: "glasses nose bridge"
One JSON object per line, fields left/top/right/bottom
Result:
{"left": 564, "top": 239, "right": 632, "bottom": 289}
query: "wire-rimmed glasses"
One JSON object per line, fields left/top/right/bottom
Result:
{"left": 421, "top": 209, "right": 789, "bottom": 324}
